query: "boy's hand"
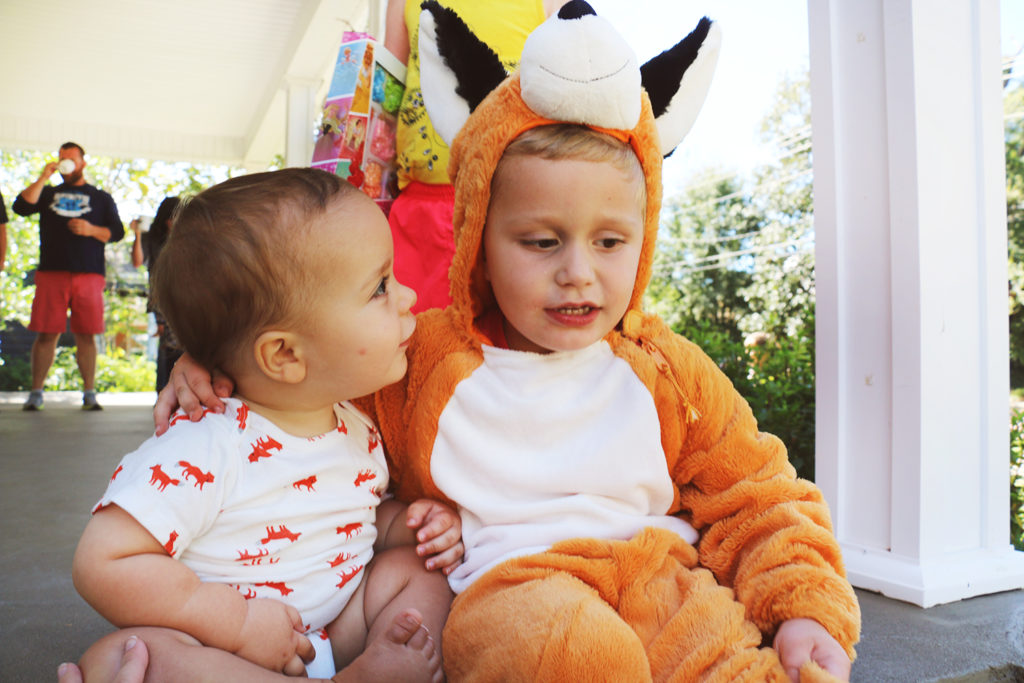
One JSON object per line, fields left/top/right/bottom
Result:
{"left": 773, "top": 618, "right": 850, "bottom": 681}
{"left": 406, "top": 499, "right": 464, "bottom": 574}
{"left": 233, "top": 598, "right": 314, "bottom": 675}
{"left": 153, "top": 352, "right": 233, "bottom": 435}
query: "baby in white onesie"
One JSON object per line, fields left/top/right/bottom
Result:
{"left": 71, "top": 169, "right": 461, "bottom": 683}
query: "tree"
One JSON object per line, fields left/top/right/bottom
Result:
{"left": 648, "top": 170, "right": 757, "bottom": 336}
{"left": 647, "top": 70, "right": 817, "bottom": 480}
{"left": 740, "top": 72, "right": 815, "bottom": 340}
{"left": 0, "top": 148, "right": 244, "bottom": 390}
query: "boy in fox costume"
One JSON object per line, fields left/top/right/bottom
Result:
{"left": 159, "top": 2, "right": 861, "bottom": 680}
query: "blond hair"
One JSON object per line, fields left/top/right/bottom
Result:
{"left": 493, "top": 124, "right": 646, "bottom": 206}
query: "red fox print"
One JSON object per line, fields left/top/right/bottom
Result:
{"left": 336, "top": 564, "right": 363, "bottom": 589}
{"left": 247, "top": 435, "right": 283, "bottom": 463}
{"left": 238, "top": 587, "right": 257, "bottom": 600}
{"left": 261, "top": 524, "right": 301, "bottom": 544}
{"left": 337, "top": 417, "right": 348, "bottom": 435}
{"left": 328, "top": 551, "right": 353, "bottom": 568}
{"left": 354, "top": 469, "right": 377, "bottom": 487}
{"left": 236, "top": 403, "right": 249, "bottom": 431}
{"left": 336, "top": 522, "right": 362, "bottom": 538}
{"left": 163, "top": 531, "right": 179, "bottom": 555}
{"left": 110, "top": 464, "right": 123, "bottom": 481}
{"left": 367, "top": 428, "right": 379, "bottom": 453}
{"left": 148, "top": 464, "right": 180, "bottom": 491}
{"left": 292, "top": 475, "right": 317, "bottom": 492}
{"left": 178, "top": 460, "right": 215, "bottom": 490}
{"left": 255, "top": 580, "right": 294, "bottom": 596}
{"left": 318, "top": 629, "right": 330, "bottom": 641}
{"left": 169, "top": 408, "right": 215, "bottom": 428}
{"left": 236, "top": 548, "right": 269, "bottom": 564}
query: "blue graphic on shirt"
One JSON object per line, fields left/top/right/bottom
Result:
{"left": 51, "top": 192, "right": 91, "bottom": 218}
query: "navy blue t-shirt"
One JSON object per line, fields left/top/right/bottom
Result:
{"left": 13, "top": 183, "right": 124, "bottom": 275}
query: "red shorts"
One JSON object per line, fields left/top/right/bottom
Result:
{"left": 388, "top": 181, "right": 455, "bottom": 314}
{"left": 29, "top": 271, "right": 106, "bottom": 335}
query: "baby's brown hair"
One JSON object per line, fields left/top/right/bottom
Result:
{"left": 152, "top": 168, "right": 364, "bottom": 374}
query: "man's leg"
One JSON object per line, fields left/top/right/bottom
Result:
{"left": 69, "top": 273, "right": 106, "bottom": 409}
{"left": 30, "top": 332, "right": 60, "bottom": 390}
{"left": 74, "top": 333, "right": 97, "bottom": 391}
{"left": 23, "top": 332, "right": 59, "bottom": 411}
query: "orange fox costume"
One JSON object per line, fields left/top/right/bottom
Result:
{"left": 360, "top": 2, "right": 861, "bottom": 680}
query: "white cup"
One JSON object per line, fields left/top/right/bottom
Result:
{"left": 57, "top": 159, "right": 75, "bottom": 174}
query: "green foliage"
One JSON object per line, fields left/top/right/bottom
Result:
{"left": 94, "top": 347, "right": 157, "bottom": 392}
{"left": 0, "top": 355, "right": 31, "bottom": 390}
{"left": 649, "top": 69, "right": 817, "bottom": 480}
{"left": 0, "top": 147, "right": 245, "bottom": 390}
{"left": 1005, "top": 81, "right": 1024, "bottom": 386}
{"left": 29, "top": 346, "right": 155, "bottom": 392}
{"left": 1011, "top": 409, "right": 1024, "bottom": 550}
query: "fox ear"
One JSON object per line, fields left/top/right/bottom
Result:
{"left": 641, "top": 17, "right": 721, "bottom": 156}
{"left": 418, "top": 0, "right": 508, "bottom": 147}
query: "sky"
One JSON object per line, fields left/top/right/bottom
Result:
{"left": 588, "top": 0, "right": 1024, "bottom": 196}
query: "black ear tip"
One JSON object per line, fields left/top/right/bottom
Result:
{"left": 695, "top": 16, "right": 713, "bottom": 39}
{"left": 557, "top": 0, "right": 597, "bottom": 20}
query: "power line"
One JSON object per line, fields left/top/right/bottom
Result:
{"left": 652, "top": 236, "right": 814, "bottom": 274}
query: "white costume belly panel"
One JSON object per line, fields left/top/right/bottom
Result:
{"left": 432, "top": 342, "right": 698, "bottom": 593}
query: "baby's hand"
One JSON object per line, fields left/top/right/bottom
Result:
{"left": 406, "top": 499, "right": 464, "bottom": 574}
{"left": 153, "top": 353, "right": 233, "bottom": 435}
{"left": 773, "top": 618, "right": 850, "bottom": 681}
{"left": 233, "top": 598, "right": 313, "bottom": 675}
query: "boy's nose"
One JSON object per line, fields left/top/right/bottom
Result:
{"left": 555, "top": 244, "right": 596, "bottom": 287}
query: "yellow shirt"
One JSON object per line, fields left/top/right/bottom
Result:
{"left": 396, "top": 0, "right": 547, "bottom": 188}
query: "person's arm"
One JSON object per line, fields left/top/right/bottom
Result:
{"left": 18, "top": 161, "right": 59, "bottom": 207}
{"left": 72, "top": 504, "right": 312, "bottom": 675}
{"left": 384, "top": 0, "right": 410, "bottom": 64}
{"left": 0, "top": 222, "right": 7, "bottom": 271}
{"left": 666, "top": 337, "right": 859, "bottom": 661}
{"left": 374, "top": 498, "right": 464, "bottom": 574}
{"left": 67, "top": 218, "right": 112, "bottom": 243}
{"left": 130, "top": 219, "right": 144, "bottom": 267}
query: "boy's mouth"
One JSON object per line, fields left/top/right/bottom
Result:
{"left": 555, "top": 305, "right": 594, "bottom": 315}
{"left": 546, "top": 304, "right": 600, "bottom": 327}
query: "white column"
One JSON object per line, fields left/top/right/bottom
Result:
{"left": 284, "top": 78, "right": 319, "bottom": 168}
{"left": 809, "top": 0, "right": 1024, "bottom": 607}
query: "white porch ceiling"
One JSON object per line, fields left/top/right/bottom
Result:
{"left": 0, "top": 0, "right": 378, "bottom": 167}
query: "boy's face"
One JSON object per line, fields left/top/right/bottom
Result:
{"left": 483, "top": 155, "right": 645, "bottom": 354}
{"left": 301, "top": 196, "right": 417, "bottom": 401}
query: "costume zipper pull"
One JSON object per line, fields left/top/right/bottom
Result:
{"left": 628, "top": 321, "right": 701, "bottom": 425}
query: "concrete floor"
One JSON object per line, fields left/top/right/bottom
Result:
{"left": 1, "top": 392, "right": 1022, "bottom": 682}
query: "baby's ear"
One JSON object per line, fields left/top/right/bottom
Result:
{"left": 418, "top": 0, "right": 508, "bottom": 146}
{"left": 253, "top": 331, "right": 307, "bottom": 384}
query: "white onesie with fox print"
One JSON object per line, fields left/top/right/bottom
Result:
{"left": 92, "top": 397, "right": 388, "bottom": 676}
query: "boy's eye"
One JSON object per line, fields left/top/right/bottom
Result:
{"left": 522, "top": 238, "right": 559, "bottom": 250}
{"left": 597, "top": 237, "right": 624, "bottom": 249}
{"left": 373, "top": 276, "right": 389, "bottom": 298}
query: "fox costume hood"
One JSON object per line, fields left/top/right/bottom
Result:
{"left": 361, "top": 2, "right": 860, "bottom": 679}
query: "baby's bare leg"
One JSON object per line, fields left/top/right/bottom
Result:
{"left": 77, "top": 627, "right": 328, "bottom": 683}
{"left": 328, "top": 546, "right": 453, "bottom": 683}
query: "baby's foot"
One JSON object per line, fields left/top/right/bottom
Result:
{"left": 333, "top": 609, "right": 443, "bottom": 683}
